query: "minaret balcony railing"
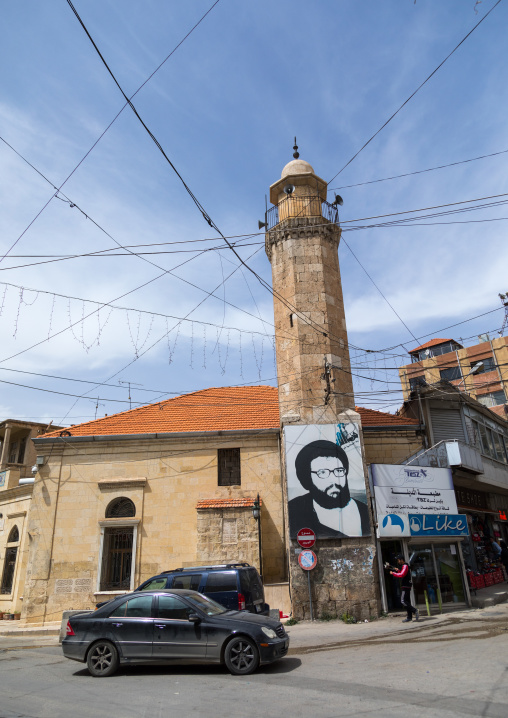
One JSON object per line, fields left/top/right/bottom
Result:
{"left": 265, "top": 195, "right": 339, "bottom": 231}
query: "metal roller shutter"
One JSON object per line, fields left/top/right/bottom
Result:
{"left": 430, "top": 408, "right": 465, "bottom": 443}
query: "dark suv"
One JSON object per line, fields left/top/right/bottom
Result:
{"left": 135, "top": 563, "right": 269, "bottom": 616}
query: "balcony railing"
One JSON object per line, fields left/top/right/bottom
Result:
{"left": 265, "top": 195, "right": 340, "bottom": 230}
{"left": 403, "top": 440, "right": 484, "bottom": 474}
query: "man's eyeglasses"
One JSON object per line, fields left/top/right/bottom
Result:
{"left": 311, "top": 467, "right": 347, "bottom": 479}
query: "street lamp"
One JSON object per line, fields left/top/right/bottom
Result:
{"left": 252, "top": 494, "right": 263, "bottom": 579}
{"left": 457, "top": 361, "right": 483, "bottom": 389}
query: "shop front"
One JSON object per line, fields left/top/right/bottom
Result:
{"left": 454, "top": 487, "right": 508, "bottom": 591}
{"left": 378, "top": 532, "right": 470, "bottom": 615}
{"left": 371, "top": 464, "right": 471, "bottom": 615}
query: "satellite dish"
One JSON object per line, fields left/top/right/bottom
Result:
{"left": 283, "top": 184, "right": 295, "bottom": 195}
{"left": 333, "top": 194, "right": 344, "bottom": 206}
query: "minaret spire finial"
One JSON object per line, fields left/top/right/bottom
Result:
{"left": 293, "top": 137, "right": 299, "bottom": 159}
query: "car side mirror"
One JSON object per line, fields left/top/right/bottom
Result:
{"left": 188, "top": 612, "right": 201, "bottom": 623}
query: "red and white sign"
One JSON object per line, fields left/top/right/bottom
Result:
{"left": 296, "top": 528, "right": 316, "bottom": 549}
{"left": 298, "top": 550, "right": 317, "bottom": 571}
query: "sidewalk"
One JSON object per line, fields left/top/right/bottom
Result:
{"left": 1, "top": 583, "right": 507, "bottom": 652}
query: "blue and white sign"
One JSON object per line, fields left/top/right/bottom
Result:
{"left": 0, "top": 470, "right": 6, "bottom": 489}
{"left": 378, "top": 513, "right": 411, "bottom": 537}
{"left": 408, "top": 514, "right": 469, "bottom": 537}
{"left": 372, "top": 464, "right": 457, "bottom": 518}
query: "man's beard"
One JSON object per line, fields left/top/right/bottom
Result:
{"left": 311, "top": 482, "right": 351, "bottom": 509}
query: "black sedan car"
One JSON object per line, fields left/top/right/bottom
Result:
{"left": 62, "top": 589, "right": 289, "bottom": 677}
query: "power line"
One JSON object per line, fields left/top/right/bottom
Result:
{"left": 341, "top": 236, "right": 418, "bottom": 343}
{"left": 66, "top": 2, "right": 360, "bottom": 354}
{"left": 327, "top": 0, "right": 503, "bottom": 185}
{"left": 340, "top": 192, "right": 508, "bottom": 225}
{"left": 329, "top": 148, "right": 508, "bottom": 191}
{"left": 0, "top": 0, "right": 221, "bottom": 265}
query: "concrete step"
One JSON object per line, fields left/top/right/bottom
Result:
{"left": 0, "top": 621, "right": 60, "bottom": 637}
{"left": 470, "top": 585, "right": 508, "bottom": 609}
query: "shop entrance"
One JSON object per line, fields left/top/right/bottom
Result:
{"left": 380, "top": 540, "right": 403, "bottom": 611}
{"left": 410, "top": 542, "right": 466, "bottom": 614}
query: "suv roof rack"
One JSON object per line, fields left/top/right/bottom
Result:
{"left": 161, "top": 562, "right": 251, "bottom": 574}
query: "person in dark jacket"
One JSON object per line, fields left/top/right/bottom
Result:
{"left": 391, "top": 554, "right": 419, "bottom": 623}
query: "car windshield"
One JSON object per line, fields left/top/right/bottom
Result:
{"left": 185, "top": 593, "right": 228, "bottom": 616}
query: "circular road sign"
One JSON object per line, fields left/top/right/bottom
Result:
{"left": 298, "top": 550, "right": 317, "bottom": 571}
{"left": 297, "top": 528, "right": 316, "bottom": 549}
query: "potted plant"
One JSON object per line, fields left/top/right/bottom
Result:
{"left": 13, "top": 611, "right": 21, "bottom": 620}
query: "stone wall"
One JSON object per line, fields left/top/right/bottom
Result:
{"left": 22, "top": 431, "right": 284, "bottom": 623}
{"left": 196, "top": 507, "right": 260, "bottom": 567}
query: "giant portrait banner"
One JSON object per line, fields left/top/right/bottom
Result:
{"left": 284, "top": 422, "right": 370, "bottom": 539}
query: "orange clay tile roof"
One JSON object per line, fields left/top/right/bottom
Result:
{"left": 42, "top": 385, "right": 418, "bottom": 438}
{"left": 355, "top": 406, "right": 419, "bottom": 427}
{"left": 43, "top": 386, "right": 280, "bottom": 438}
{"left": 409, "top": 338, "right": 458, "bottom": 354}
{"left": 196, "top": 498, "right": 262, "bottom": 509}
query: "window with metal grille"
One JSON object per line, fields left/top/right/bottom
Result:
{"left": 1, "top": 525, "right": 20, "bottom": 595}
{"left": 217, "top": 448, "right": 241, "bottom": 486}
{"left": 105, "top": 497, "right": 136, "bottom": 518}
{"left": 439, "top": 366, "right": 462, "bottom": 382}
{"left": 471, "top": 356, "right": 495, "bottom": 374}
{"left": 1, "top": 547, "right": 18, "bottom": 594}
{"left": 477, "top": 390, "right": 506, "bottom": 408}
{"left": 100, "top": 527, "right": 134, "bottom": 591}
{"left": 409, "top": 376, "right": 426, "bottom": 393}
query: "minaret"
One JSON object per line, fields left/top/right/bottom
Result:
{"left": 265, "top": 144, "right": 378, "bottom": 621}
{"left": 265, "top": 146, "right": 354, "bottom": 423}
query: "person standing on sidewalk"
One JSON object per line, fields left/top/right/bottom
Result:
{"left": 390, "top": 555, "right": 419, "bottom": 623}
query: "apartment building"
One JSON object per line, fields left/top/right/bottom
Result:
{"left": 399, "top": 335, "right": 508, "bottom": 418}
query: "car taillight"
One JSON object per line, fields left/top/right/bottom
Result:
{"left": 66, "top": 621, "right": 75, "bottom": 636}
{"left": 238, "top": 593, "right": 246, "bottom": 611}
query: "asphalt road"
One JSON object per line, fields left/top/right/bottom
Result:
{"left": 1, "top": 612, "right": 507, "bottom": 718}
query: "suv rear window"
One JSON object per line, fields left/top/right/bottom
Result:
{"left": 171, "top": 574, "right": 201, "bottom": 591}
{"left": 204, "top": 571, "right": 237, "bottom": 592}
{"left": 140, "top": 577, "right": 167, "bottom": 591}
{"left": 240, "top": 568, "right": 263, "bottom": 601}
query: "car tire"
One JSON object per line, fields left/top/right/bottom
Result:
{"left": 224, "top": 636, "right": 259, "bottom": 676}
{"left": 87, "top": 640, "right": 119, "bottom": 678}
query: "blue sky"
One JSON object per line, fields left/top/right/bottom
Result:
{"left": 1, "top": 0, "right": 507, "bottom": 425}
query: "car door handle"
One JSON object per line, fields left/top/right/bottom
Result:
{"left": 155, "top": 624, "right": 166, "bottom": 629}
{"left": 112, "top": 622, "right": 123, "bottom": 627}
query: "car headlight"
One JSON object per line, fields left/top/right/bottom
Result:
{"left": 261, "top": 626, "right": 277, "bottom": 639}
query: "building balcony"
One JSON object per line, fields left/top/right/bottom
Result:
{"left": 404, "top": 440, "right": 484, "bottom": 474}
{"left": 265, "top": 195, "right": 340, "bottom": 231}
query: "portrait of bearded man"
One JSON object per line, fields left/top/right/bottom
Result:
{"left": 287, "top": 439, "right": 370, "bottom": 538}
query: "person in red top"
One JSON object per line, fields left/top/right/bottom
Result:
{"left": 390, "top": 554, "right": 419, "bottom": 623}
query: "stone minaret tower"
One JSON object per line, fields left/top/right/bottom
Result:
{"left": 265, "top": 148, "right": 378, "bottom": 620}
{"left": 265, "top": 154, "right": 354, "bottom": 423}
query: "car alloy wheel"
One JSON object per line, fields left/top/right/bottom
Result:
{"left": 87, "top": 640, "right": 119, "bottom": 678}
{"left": 225, "top": 636, "right": 259, "bottom": 676}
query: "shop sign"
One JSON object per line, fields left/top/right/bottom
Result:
{"left": 498, "top": 510, "right": 508, "bottom": 522}
{"left": 371, "top": 464, "right": 457, "bottom": 518}
{"left": 455, "top": 487, "right": 488, "bottom": 511}
{"left": 0, "top": 470, "right": 6, "bottom": 488}
{"left": 378, "top": 512, "right": 469, "bottom": 537}
{"left": 407, "top": 514, "right": 469, "bottom": 537}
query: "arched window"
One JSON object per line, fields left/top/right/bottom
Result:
{"left": 100, "top": 499, "right": 136, "bottom": 591}
{"left": 8, "top": 526, "right": 19, "bottom": 543}
{"left": 105, "top": 497, "right": 135, "bottom": 518}
{"left": 1, "top": 525, "right": 20, "bottom": 595}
